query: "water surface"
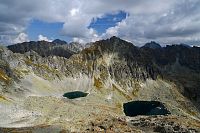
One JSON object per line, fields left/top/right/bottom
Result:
{"left": 123, "top": 101, "right": 170, "bottom": 117}
{"left": 63, "top": 91, "right": 88, "bottom": 99}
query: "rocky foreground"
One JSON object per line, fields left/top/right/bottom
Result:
{"left": 0, "top": 115, "right": 200, "bottom": 132}
{"left": 0, "top": 37, "right": 200, "bottom": 132}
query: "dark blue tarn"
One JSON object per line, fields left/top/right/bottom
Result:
{"left": 63, "top": 91, "right": 88, "bottom": 99}
{"left": 123, "top": 101, "right": 170, "bottom": 117}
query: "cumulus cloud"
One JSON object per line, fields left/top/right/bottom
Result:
{"left": 38, "top": 35, "right": 52, "bottom": 42}
{"left": 0, "top": 0, "right": 71, "bottom": 44}
{"left": 99, "top": 0, "right": 200, "bottom": 46}
{"left": 13, "top": 33, "right": 29, "bottom": 44}
{"left": 0, "top": 0, "right": 200, "bottom": 46}
{"left": 63, "top": 0, "right": 200, "bottom": 46}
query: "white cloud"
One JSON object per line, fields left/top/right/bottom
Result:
{"left": 73, "top": 37, "right": 85, "bottom": 44}
{"left": 70, "top": 8, "right": 79, "bottom": 17}
{"left": 105, "top": 27, "right": 118, "bottom": 37}
{"left": 38, "top": 34, "right": 52, "bottom": 42}
{"left": 72, "top": 28, "right": 101, "bottom": 43}
{"left": 0, "top": 0, "right": 200, "bottom": 46}
{"left": 13, "top": 33, "right": 29, "bottom": 44}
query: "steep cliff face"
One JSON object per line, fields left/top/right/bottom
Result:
{"left": 140, "top": 44, "right": 200, "bottom": 108}
{"left": 0, "top": 37, "right": 200, "bottom": 132}
{"left": 2, "top": 37, "right": 200, "bottom": 107}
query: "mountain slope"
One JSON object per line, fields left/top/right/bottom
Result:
{"left": 7, "top": 41, "right": 75, "bottom": 58}
{"left": 0, "top": 37, "right": 200, "bottom": 132}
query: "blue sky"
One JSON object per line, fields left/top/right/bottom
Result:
{"left": 27, "top": 11, "right": 127, "bottom": 42}
{"left": 0, "top": 0, "right": 200, "bottom": 46}
{"left": 89, "top": 11, "right": 127, "bottom": 34}
{"left": 27, "top": 20, "right": 64, "bottom": 41}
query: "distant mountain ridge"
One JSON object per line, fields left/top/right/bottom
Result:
{"left": 7, "top": 41, "right": 74, "bottom": 58}
{"left": 0, "top": 36, "right": 200, "bottom": 132}
{"left": 52, "top": 39, "right": 67, "bottom": 45}
{"left": 142, "top": 41, "right": 162, "bottom": 49}
{"left": 7, "top": 37, "right": 200, "bottom": 71}
{"left": 5, "top": 36, "right": 200, "bottom": 109}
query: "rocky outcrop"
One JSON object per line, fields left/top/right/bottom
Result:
{"left": 140, "top": 44, "right": 200, "bottom": 107}
{"left": 0, "top": 36, "right": 200, "bottom": 132}
{"left": 6, "top": 36, "right": 200, "bottom": 104}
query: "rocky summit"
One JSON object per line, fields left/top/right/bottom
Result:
{"left": 0, "top": 36, "right": 200, "bottom": 132}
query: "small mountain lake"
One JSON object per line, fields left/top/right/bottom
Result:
{"left": 63, "top": 91, "right": 88, "bottom": 99}
{"left": 123, "top": 101, "right": 170, "bottom": 117}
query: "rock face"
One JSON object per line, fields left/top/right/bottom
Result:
{"left": 7, "top": 40, "right": 75, "bottom": 58}
{"left": 0, "top": 36, "right": 200, "bottom": 132}
{"left": 142, "top": 41, "right": 162, "bottom": 49}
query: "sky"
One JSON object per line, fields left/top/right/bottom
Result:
{"left": 0, "top": 0, "right": 200, "bottom": 46}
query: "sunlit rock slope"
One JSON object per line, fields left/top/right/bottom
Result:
{"left": 0, "top": 37, "right": 199, "bottom": 132}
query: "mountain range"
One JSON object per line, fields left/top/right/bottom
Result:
{"left": 0, "top": 36, "right": 200, "bottom": 132}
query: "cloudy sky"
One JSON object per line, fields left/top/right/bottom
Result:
{"left": 0, "top": 0, "right": 200, "bottom": 46}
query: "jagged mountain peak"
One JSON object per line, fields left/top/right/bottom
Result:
{"left": 81, "top": 36, "right": 139, "bottom": 58}
{"left": 108, "top": 36, "right": 133, "bottom": 45}
{"left": 142, "top": 41, "right": 162, "bottom": 49}
{"left": 110, "top": 36, "right": 122, "bottom": 41}
{"left": 96, "top": 36, "right": 136, "bottom": 50}
{"left": 1, "top": 36, "right": 200, "bottom": 132}
{"left": 52, "top": 39, "right": 67, "bottom": 45}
